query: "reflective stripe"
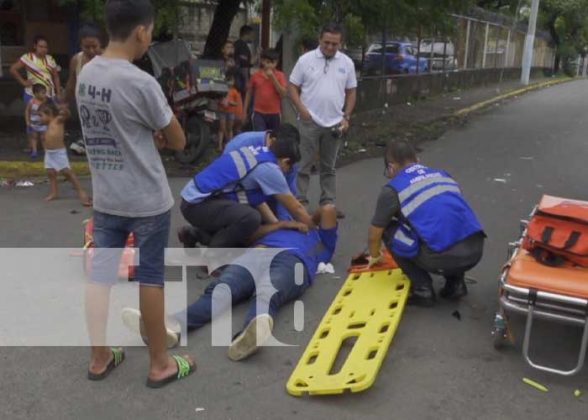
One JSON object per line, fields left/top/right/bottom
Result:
{"left": 402, "top": 185, "right": 462, "bottom": 217}
{"left": 398, "top": 176, "right": 458, "bottom": 204}
{"left": 236, "top": 191, "right": 248, "bottom": 204}
{"left": 393, "top": 228, "right": 415, "bottom": 246}
{"left": 230, "top": 151, "right": 247, "bottom": 177}
{"left": 240, "top": 147, "right": 258, "bottom": 170}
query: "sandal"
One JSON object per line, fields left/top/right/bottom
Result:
{"left": 146, "top": 355, "right": 196, "bottom": 389}
{"left": 87, "top": 348, "right": 125, "bottom": 381}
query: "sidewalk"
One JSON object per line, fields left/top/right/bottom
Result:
{"left": 0, "top": 75, "right": 571, "bottom": 179}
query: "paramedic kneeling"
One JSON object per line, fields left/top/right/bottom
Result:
{"left": 179, "top": 132, "right": 313, "bottom": 248}
{"left": 367, "top": 140, "right": 485, "bottom": 307}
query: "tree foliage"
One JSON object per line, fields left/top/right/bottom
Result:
{"left": 272, "top": 0, "right": 472, "bottom": 46}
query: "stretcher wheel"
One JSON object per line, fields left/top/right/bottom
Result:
{"left": 492, "top": 326, "right": 508, "bottom": 350}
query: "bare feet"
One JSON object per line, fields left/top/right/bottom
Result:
{"left": 147, "top": 354, "right": 196, "bottom": 382}
{"left": 44, "top": 193, "right": 57, "bottom": 202}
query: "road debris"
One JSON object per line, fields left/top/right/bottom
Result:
{"left": 575, "top": 389, "right": 582, "bottom": 397}
{"left": 520, "top": 156, "right": 534, "bottom": 160}
{"left": 493, "top": 178, "right": 508, "bottom": 183}
{"left": 15, "top": 180, "right": 34, "bottom": 187}
{"left": 522, "top": 377, "right": 548, "bottom": 392}
{"left": 195, "top": 408, "right": 205, "bottom": 413}
{"left": 452, "top": 310, "right": 461, "bottom": 321}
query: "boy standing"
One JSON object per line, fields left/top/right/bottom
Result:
{"left": 245, "top": 48, "right": 286, "bottom": 131}
{"left": 24, "top": 83, "right": 48, "bottom": 158}
{"left": 77, "top": 0, "right": 195, "bottom": 388}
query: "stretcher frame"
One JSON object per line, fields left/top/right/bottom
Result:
{"left": 493, "top": 207, "right": 588, "bottom": 376}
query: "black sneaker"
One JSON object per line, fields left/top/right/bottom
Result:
{"left": 440, "top": 278, "right": 468, "bottom": 300}
{"left": 407, "top": 285, "right": 436, "bottom": 307}
{"left": 336, "top": 210, "right": 346, "bottom": 219}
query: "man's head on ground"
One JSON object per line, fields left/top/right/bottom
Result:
{"left": 32, "top": 83, "right": 48, "bottom": 101}
{"left": 105, "top": 0, "right": 154, "bottom": 60}
{"left": 300, "top": 36, "right": 318, "bottom": 54}
{"left": 79, "top": 23, "right": 104, "bottom": 60}
{"left": 38, "top": 101, "right": 60, "bottom": 124}
{"left": 260, "top": 48, "right": 279, "bottom": 70}
{"left": 319, "top": 23, "right": 343, "bottom": 59}
{"left": 32, "top": 35, "right": 49, "bottom": 58}
{"left": 269, "top": 125, "right": 301, "bottom": 173}
{"left": 222, "top": 40, "right": 235, "bottom": 59}
{"left": 385, "top": 140, "right": 418, "bottom": 178}
{"left": 239, "top": 25, "right": 254, "bottom": 42}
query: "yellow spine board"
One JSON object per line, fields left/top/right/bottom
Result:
{"left": 286, "top": 268, "right": 410, "bottom": 396}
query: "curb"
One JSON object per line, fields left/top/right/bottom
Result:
{"left": 0, "top": 161, "right": 90, "bottom": 179}
{"left": 454, "top": 77, "right": 573, "bottom": 117}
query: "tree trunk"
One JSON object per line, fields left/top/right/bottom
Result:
{"left": 202, "top": 0, "right": 243, "bottom": 59}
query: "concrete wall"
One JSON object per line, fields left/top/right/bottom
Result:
{"left": 355, "top": 67, "right": 550, "bottom": 113}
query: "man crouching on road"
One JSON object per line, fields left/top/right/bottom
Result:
{"left": 367, "top": 140, "right": 485, "bottom": 307}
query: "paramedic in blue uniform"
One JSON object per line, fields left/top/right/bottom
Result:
{"left": 367, "top": 140, "right": 485, "bottom": 307}
{"left": 178, "top": 128, "right": 313, "bottom": 248}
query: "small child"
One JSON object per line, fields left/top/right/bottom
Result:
{"left": 24, "top": 83, "right": 48, "bottom": 158}
{"left": 38, "top": 101, "right": 91, "bottom": 205}
{"left": 217, "top": 69, "right": 243, "bottom": 152}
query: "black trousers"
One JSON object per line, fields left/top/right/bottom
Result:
{"left": 180, "top": 198, "right": 261, "bottom": 248}
{"left": 390, "top": 232, "right": 485, "bottom": 289}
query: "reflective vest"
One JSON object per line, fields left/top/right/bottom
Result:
{"left": 387, "top": 164, "right": 483, "bottom": 257}
{"left": 194, "top": 145, "right": 278, "bottom": 206}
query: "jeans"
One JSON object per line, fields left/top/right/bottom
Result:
{"left": 91, "top": 210, "right": 171, "bottom": 286}
{"left": 180, "top": 198, "right": 261, "bottom": 247}
{"left": 296, "top": 118, "right": 341, "bottom": 206}
{"left": 252, "top": 112, "right": 281, "bottom": 131}
{"left": 182, "top": 251, "right": 310, "bottom": 330}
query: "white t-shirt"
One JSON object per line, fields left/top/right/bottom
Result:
{"left": 76, "top": 56, "right": 174, "bottom": 217}
{"left": 289, "top": 48, "right": 357, "bottom": 128}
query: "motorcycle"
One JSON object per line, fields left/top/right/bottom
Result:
{"left": 144, "top": 40, "right": 228, "bottom": 164}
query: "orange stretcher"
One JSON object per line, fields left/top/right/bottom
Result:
{"left": 493, "top": 196, "right": 588, "bottom": 376}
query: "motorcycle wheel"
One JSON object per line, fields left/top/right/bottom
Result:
{"left": 175, "top": 116, "right": 211, "bottom": 164}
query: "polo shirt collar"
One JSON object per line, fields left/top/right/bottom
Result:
{"left": 314, "top": 48, "right": 341, "bottom": 60}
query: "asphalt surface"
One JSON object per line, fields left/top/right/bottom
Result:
{"left": 1, "top": 79, "right": 588, "bottom": 419}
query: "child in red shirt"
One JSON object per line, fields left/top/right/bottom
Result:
{"left": 244, "top": 48, "right": 286, "bottom": 131}
{"left": 218, "top": 70, "right": 243, "bottom": 151}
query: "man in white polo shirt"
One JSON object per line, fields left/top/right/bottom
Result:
{"left": 288, "top": 23, "right": 357, "bottom": 217}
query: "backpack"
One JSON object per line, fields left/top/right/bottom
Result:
{"left": 522, "top": 195, "right": 588, "bottom": 267}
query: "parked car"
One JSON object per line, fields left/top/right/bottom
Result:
{"left": 364, "top": 42, "right": 428, "bottom": 75}
{"left": 418, "top": 39, "right": 457, "bottom": 71}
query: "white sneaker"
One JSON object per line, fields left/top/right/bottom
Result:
{"left": 121, "top": 307, "right": 180, "bottom": 349}
{"left": 227, "top": 314, "right": 274, "bottom": 361}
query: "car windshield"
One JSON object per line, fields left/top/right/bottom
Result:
{"left": 368, "top": 44, "right": 400, "bottom": 54}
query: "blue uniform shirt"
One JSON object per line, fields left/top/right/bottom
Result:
{"left": 255, "top": 226, "right": 338, "bottom": 283}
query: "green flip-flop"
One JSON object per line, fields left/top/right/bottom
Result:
{"left": 87, "top": 348, "right": 125, "bottom": 381}
{"left": 146, "top": 355, "right": 196, "bottom": 389}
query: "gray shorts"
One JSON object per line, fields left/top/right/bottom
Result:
{"left": 44, "top": 148, "right": 70, "bottom": 171}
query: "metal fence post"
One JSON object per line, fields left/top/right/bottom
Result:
{"left": 504, "top": 29, "right": 511, "bottom": 68}
{"left": 463, "top": 19, "right": 471, "bottom": 69}
{"left": 482, "top": 22, "right": 490, "bottom": 68}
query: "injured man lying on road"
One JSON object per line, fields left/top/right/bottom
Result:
{"left": 122, "top": 204, "right": 338, "bottom": 361}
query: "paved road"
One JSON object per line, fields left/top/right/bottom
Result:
{"left": 1, "top": 80, "right": 588, "bottom": 419}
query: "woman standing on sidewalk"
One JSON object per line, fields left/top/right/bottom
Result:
{"left": 10, "top": 35, "right": 61, "bottom": 105}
